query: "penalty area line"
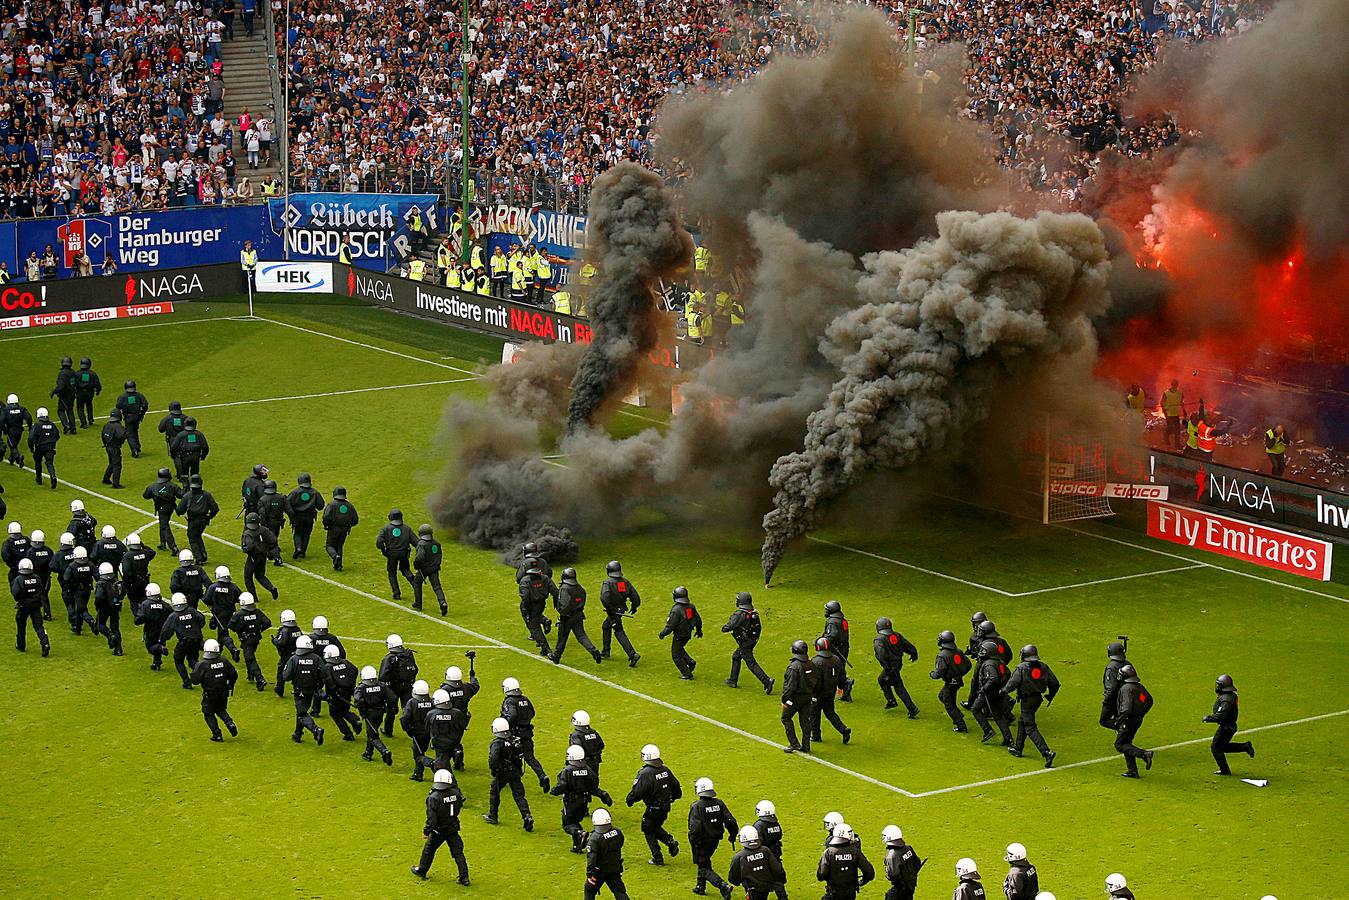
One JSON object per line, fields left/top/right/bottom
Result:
{"left": 143, "top": 378, "right": 475, "bottom": 415}
{"left": 1006, "top": 564, "right": 1205, "bottom": 597}
{"left": 340, "top": 635, "right": 500, "bottom": 651}
{"left": 23, "top": 466, "right": 919, "bottom": 800}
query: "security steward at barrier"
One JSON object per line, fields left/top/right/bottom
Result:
{"left": 1265, "top": 424, "right": 1287, "bottom": 476}
{"left": 240, "top": 240, "right": 258, "bottom": 292}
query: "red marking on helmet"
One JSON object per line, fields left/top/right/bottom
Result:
{"left": 953, "top": 654, "right": 962, "bottom": 664}
{"left": 685, "top": 608, "right": 693, "bottom": 620}
{"left": 616, "top": 581, "right": 626, "bottom": 591}
{"left": 1031, "top": 668, "right": 1042, "bottom": 679}
{"left": 888, "top": 634, "right": 898, "bottom": 645}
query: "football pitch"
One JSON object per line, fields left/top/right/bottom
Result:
{"left": 2, "top": 296, "right": 1346, "bottom": 898}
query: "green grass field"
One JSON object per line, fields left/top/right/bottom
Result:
{"left": 2, "top": 296, "right": 1346, "bottom": 898}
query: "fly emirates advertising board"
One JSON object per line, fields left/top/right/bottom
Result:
{"left": 1147, "top": 500, "right": 1333, "bottom": 581}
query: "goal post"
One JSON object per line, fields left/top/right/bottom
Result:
{"left": 1041, "top": 420, "right": 1115, "bottom": 524}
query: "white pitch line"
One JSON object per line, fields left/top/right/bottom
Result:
{"left": 1007, "top": 564, "right": 1205, "bottom": 597}
{"left": 911, "top": 707, "right": 1349, "bottom": 798}
{"left": 144, "top": 378, "right": 475, "bottom": 415}
{"left": 21, "top": 467, "right": 917, "bottom": 799}
{"left": 341, "top": 635, "right": 499, "bottom": 650}
{"left": 0, "top": 314, "right": 250, "bottom": 342}
{"left": 803, "top": 537, "right": 1018, "bottom": 597}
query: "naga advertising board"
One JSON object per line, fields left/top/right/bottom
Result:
{"left": 1147, "top": 500, "right": 1333, "bottom": 580}
{"left": 268, "top": 193, "right": 440, "bottom": 265}
{"left": 0, "top": 263, "right": 237, "bottom": 330}
{"left": 254, "top": 261, "right": 334, "bottom": 293}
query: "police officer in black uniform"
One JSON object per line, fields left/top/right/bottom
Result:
{"left": 411, "top": 769, "right": 470, "bottom": 884}
{"left": 732, "top": 824, "right": 788, "bottom": 900}
{"left": 169, "top": 417, "right": 209, "bottom": 481}
{"left": 401, "top": 680, "right": 436, "bottom": 781}
{"left": 440, "top": 658, "right": 480, "bottom": 771}
{"left": 963, "top": 612, "right": 987, "bottom": 708}
{"left": 1205, "top": 673, "right": 1254, "bottom": 775}
{"left": 190, "top": 639, "right": 239, "bottom": 741}
{"left": 818, "top": 823, "right": 875, "bottom": 900}
{"left": 551, "top": 568, "right": 603, "bottom": 665}
{"left": 569, "top": 709, "right": 605, "bottom": 781}
{"left": 749, "top": 801, "right": 787, "bottom": 900}
{"left": 11, "top": 558, "right": 50, "bottom": 656}
{"left": 228, "top": 591, "right": 271, "bottom": 690}
{"left": 822, "top": 600, "right": 854, "bottom": 702}
{"left": 722, "top": 591, "right": 773, "bottom": 693}
{"left": 1003, "top": 645, "right": 1060, "bottom": 767}
{"left": 781, "top": 639, "right": 817, "bottom": 754}
{"left": 812, "top": 636, "right": 852, "bottom": 744}
{"left": 552, "top": 743, "right": 612, "bottom": 853}
{"left": 517, "top": 564, "right": 556, "bottom": 657}
{"left": 133, "top": 582, "right": 170, "bottom": 670}
{"left": 874, "top": 617, "right": 919, "bottom": 717}
{"left": 241, "top": 512, "right": 281, "bottom": 600}
{"left": 3, "top": 522, "right": 30, "bottom": 583}
{"left": 687, "top": 776, "right": 737, "bottom": 899}
{"left": 66, "top": 502, "right": 99, "bottom": 554}
{"left": 258, "top": 479, "right": 287, "bottom": 538}
{"left": 514, "top": 541, "right": 553, "bottom": 581}
{"left": 158, "top": 401, "right": 187, "bottom": 461}
{"left": 584, "top": 808, "right": 629, "bottom": 900}
{"left": 321, "top": 486, "right": 358, "bottom": 570}
{"left": 1115, "top": 664, "right": 1155, "bottom": 778}
{"left": 427, "top": 689, "right": 469, "bottom": 774}
{"left": 658, "top": 587, "right": 702, "bottom": 679}
{"left": 625, "top": 743, "right": 681, "bottom": 865}
{"left": 971, "top": 640, "right": 1014, "bottom": 746}
{"left": 177, "top": 474, "right": 219, "bottom": 564}
{"left": 50, "top": 356, "right": 77, "bottom": 434}
{"left": 322, "top": 644, "right": 364, "bottom": 740}
{"left": 162, "top": 592, "right": 207, "bottom": 689}
{"left": 170, "top": 549, "right": 210, "bottom": 611}
{"left": 143, "top": 468, "right": 183, "bottom": 552}
{"left": 120, "top": 532, "right": 156, "bottom": 609}
{"left": 281, "top": 634, "right": 326, "bottom": 744}
{"left": 484, "top": 715, "right": 534, "bottom": 828}
{"left": 28, "top": 407, "right": 60, "bottom": 487}
{"left": 501, "top": 676, "right": 550, "bottom": 790}
{"left": 93, "top": 525, "right": 126, "bottom": 574}
{"left": 114, "top": 380, "right": 148, "bottom": 456}
{"left": 27, "top": 530, "right": 56, "bottom": 620}
{"left": 73, "top": 358, "right": 102, "bottom": 428}
{"left": 1100, "top": 640, "right": 1130, "bottom": 728}
{"left": 931, "top": 630, "right": 971, "bottom": 733}
{"left": 285, "top": 473, "right": 323, "bottom": 559}
{"left": 94, "top": 562, "right": 124, "bottom": 655}
{"left": 272, "top": 609, "right": 301, "bottom": 697}
{"left": 376, "top": 508, "right": 416, "bottom": 601}
{"left": 60, "top": 545, "right": 96, "bottom": 634}
{"left": 952, "top": 859, "right": 985, "bottom": 900}
{"left": 380, "top": 634, "right": 420, "bottom": 735}
{"left": 412, "top": 524, "right": 447, "bottom": 614}
{"left": 2, "top": 393, "right": 33, "bottom": 466}
{"left": 1001, "top": 843, "right": 1038, "bottom": 900}
{"left": 881, "top": 825, "right": 924, "bottom": 900}
{"left": 240, "top": 463, "right": 269, "bottom": 517}
{"left": 354, "top": 665, "right": 397, "bottom": 765}
{"left": 100, "top": 410, "right": 128, "bottom": 487}
{"left": 203, "top": 563, "right": 242, "bottom": 660}
{"left": 599, "top": 560, "right": 640, "bottom": 666}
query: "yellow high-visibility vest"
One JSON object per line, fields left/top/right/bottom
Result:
{"left": 338, "top": 244, "right": 352, "bottom": 264}
{"left": 0, "top": 269, "right": 9, "bottom": 283}
{"left": 1266, "top": 429, "right": 1286, "bottom": 455}
{"left": 689, "top": 289, "right": 705, "bottom": 308}
{"left": 408, "top": 259, "right": 427, "bottom": 281}
{"left": 476, "top": 275, "right": 491, "bottom": 296}
{"left": 554, "top": 291, "right": 571, "bottom": 315}
{"left": 437, "top": 245, "right": 453, "bottom": 269}
{"left": 240, "top": 249, "right": 257, "bottom": 270}
{"left": 537, "top": 256, "right": 552, "bottom": 279}
{"left": 730, "top": 301, "right": 745, "bottom": 326}
{"left": 511, "top": 268, "right": 526, "bottom": 292}
{"left": 261, "top": 181, "right": 278, "bottom": 196}
{"left": 694, "top": 246, "right": 710, "bottom": 272}
{"left": 686, "top": 309, "right": 703, "bottom": 340}
{"left": 579, "top": 263, "right": 597, "bottom": 283}
{"left": 409, "top": 209, "right": 423, "bottom": 233}
{"left": 715, "top": 291, "right": 731, "bottom": 315}
{"left": 491, "top": 254, "right": 508, "bottom": 275}
{"left": 524, "top": 253, "right": 538, "bottom": 277}
{"left": 470, "top": 246, "right": 483, "bottom": 269}
{"left": 446, "top": 267, "right": 460, "bottom": 288}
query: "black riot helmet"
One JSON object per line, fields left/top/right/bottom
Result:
{"left": 252, "top": 463, "right": 269, "bottom": 478}
{"left": 735, "top": 591, "right": 753, "bottom": 609}
{"left": 79, "top": 357, "right": 91, "bottom": 369}
{"left": 124, "top": 379, "right": 136, "bottom": 390}
{"left": 1119, "top": 664, "right": 1138, "bottom": 682}
{"left": 418, "top": 524, "right": 433, "bottom": 539}
{"left": 333, "top": 486, "right": 347, "bottom": 499}
{"left": 824, "top": 600, "right": 842, "bottom": 616}
{"left": 189, "top": 474, "right": 203, "bottom": 489}
{"left": 1215, "top": 673, "right": 1234, "bottom": 693}
{"left": 876, "top": 617, "right": 893, "bottom": 634}
{"left": 169, "top": 401, "right": 182, "bottom": 412}
{"left": 184, "top": 417, "right": 197, "bottom": 430}
{"left": 157, "top": 467, "right": 171, "bottom": 480}
{"left": 971, "top": 611, "right": 987, "bottom": 627}
{"left": 814, "top": 637, "right": 829, "bottom": 653}
{"left": 978, "top": 620, "right": 997, "bottom": 637}
{"left": 561, "top": 567, "right": 578, "bottom": 584}
{"left": 938, "top": 630, "right": 957, "bottom": 649}
{"left": 979, "top": 640, "right": 1000, "bottom": 660}
{"left": 60, "top": 356, "right": 72, "bottom": 367}
{"left": 297, "top": 472, "right": 312, "bottom": 486}
{"left": 263, "top": 479, "right": 277, "bottom": 493}
{"left": 791, "top": 640, "right": 809, "bottom": 659}
{"left": 245, "top": 512, "right": 260, "bottom": 526}
{"left": 1020, "top": 644, "right": 1039, "bottom": 661}
{"left": 109, "top": 408, "right": 121, "bottom": 421}
{"left": 673, "top": 586, "right": 689, "bottom": 603}
{"left": 606, "top": 560, "right": 622, "bottom": 576}
{"left": 1107, "top": 641, "right": 1127, "bottom": 662}
{"left": 388, "top": 508, "right": 403, "bottom": 523}
{"left": 524, "top": 541, "right": 539, "bottom": 555}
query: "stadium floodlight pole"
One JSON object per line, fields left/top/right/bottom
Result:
{"left": 908, "top": 10, "right": 916, "bottom": 69}
{"left": 281, "top": 0, "right": 291, "bottom": 260}
{"left": 459, "top": 0, "right": 471, "bottom": 263}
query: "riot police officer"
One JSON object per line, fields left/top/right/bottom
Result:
{"left": 552, "top": 743, "right": 612, "bottom": 853}
{"left": 427, "top": 689, "right": 469, "bottom": 775}
{"left": 412, "top": 524, "right": 446, "bottom": 614}
{"left": 240, "top": 463, "right": 269, "bottom": 517}
{"left": 952, "top": 858, "right": 985, "bottom": 900}
{"left": 585, "top": 808, "right": 629, "bottom": 900}
{"left": 751, "top": 801, "right": 787, "bottom": 900}
{"left": 781, "top": 639, "right": 817, "bottom": 754}
{"left": 190, "top": 639, "right": 239, "bottom": 741}
{"left": 599, "top": 560, "right": 640, "bottom": 666}
{"left": 517, "top": 564, "right": 556, "bottom": 657}
{"left": 551, "top": 568, "right": 603, "bottom": 665}
{"left": 354, "top": 665, "right": 397, "bottom": 765}
{"left": 722, "top": 591, "right": 773, "bottom": 693}
{"left": 101, "top": 409, "right": 128, "bottom": 487}
{"left": 2, "top": 521, "right": 30, "bottom": 583}
{"left": 28, "top": 407, "right": 61, "bottom": 487}
{"left": 410, "top": 769, "right": 470, "bottom": 885}
{"left": 569, "top": 709, "right": 605, "bottom": 781}
{"left": 158, "top": 401, "right": 188, "bottom": 459}
{"left": 1003, "top": 645, "right": 1060, "bottom": 767}
{"left": 321, "top": 486, "right": 359, "bottom": 570}
{"left": 170, "top": 548, "right": 210, "bottom": 611}
{"left": 73, "top": 358, "right": 102, "bottom": 428}
{"left": 59, "top": 545, "right": 96, "bottom": 634}
{"left": 271, "top": 608, "right": 301, "bottom": 697}
{"left": 380, "top": 633, "right": 420, "bottom": 735}
{"left": 203, "top": 563, "right": 242, "bottom": 660}
{"left": 319, "top": 644, "right": 361, "bottom": 741}
{"left": 285, "top": 473, "right": 323, "bottom": 559}
{"left": 161, "top": 592, "right": 207, "bottom": 689}
{"left": 177, "top": 474, "right": 219, "bottom": 564}
{"left": 241, "top": 512, "right": 281, "bottom": 600}
{"left": 258, "top": 480, "right": 287, "bottom": 538}
{"left": 729, "top": 824, "right": 787, "bottom": 900}
{"left": 93, "top": 525, "right": 126, "bottom": 574}
{"left": 1002, "top": 843, "right": 1039, "bottom": 900}
{"left": 50, "top": 356, "right": 77, "bottom": 434}
{"left": 134, "top": 582, "right": 170, "bottom": 669}
{"left": 625, "top": 743, "right": 681, "bottom": 865}
{"left": 1100, "top": 641, "right": 1130, "bottom": 728}
{"left": 1, "top": 393, "right": 33, "bottom": 466}
{"left": 440, "top": 659, "right": 481, "bottom": 771}
{"left": 11, "top": 557, "right": 50, "bottom": 656}
{"left": 93, "top": 561, "right": 124, "bottom": 655}
{"left": 26, "top": 529, "right": 55, "bottom": 620}
{"left": 874, "top": 617, "right": 919, "bottom": 717}
{"left": 687, "top": 776, "right": 738, "bottom": 899}
{"left": 1115, "top": 664, "right": 1155, "bottom": 778}
{"left": 501, "top": 676, "right": 550, "bottom": 790}
{"left": 931, "top": 630, "right": 971, "bottom": 733}
{"left": 484, "top": 716, "right": 534, "bottom": 828}
{"left": 964, "top": 612, "right": 988, "bottom": 708}
{"left": 818, "top": 823, "right": 874, "bottom": 900}
{"left": 227, "top": 591, "right": 271, "bottom": 690}
{"left": 376, "top": 508, "right": 416, "bottom": 601}
{"left": 658, "top": 586, "right": 702, "bottom": 679}
{"left": 812, "top": 636, "right": 852, "bottom": 744}
{"left": 120, "top": 532, "right": 156, "bottom": 608}
{"left": 169, "top": 418, "right": 209, "bottom": 480}
{"left": 971, "top": 640, "right": 1013, "bottom": 746}
{"left": 881, "top": 825, "right": 923, "bottom": 900}
{"left": 400, "top": 680, "right": 437, "bottom": 780}
{"left": 114, "top": 380, "right": 148, "bottom": 456}
{"left": 143, "top": 468, "right": 183, "bottom": 552}
{"left": 1205, "top": 673, "right": 1254, "bottom": 775}
{"left": 281, "top": 634, "right": 326, "bottom": 744}
{"left": 822, "top": 600, "right": 854, "bottom": 702}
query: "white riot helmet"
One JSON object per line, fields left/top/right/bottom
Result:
{"left": 361, "top": 665, "right": 378, "bottom": 681}
{"left": 179, "top": 549, "right": 194, "bottom": 563}
{"left": 101, "top": 525, "right": 116, "bottom": 539}
{"left": 694, "top": 777, "right": 714, "bottom": 796}
{"left": 491, "top": 717, "right": 511, "bottom": 735}
{"left": 882, "top": 825, "right": 903, "bottom": 843}
{"left": 1005, "top": 842, "right": 1027, "bottom": 863}
{"left": 755, "top": 800, "right": 776, "bottom": 818}
{"left": 17, "top": 558, "right": 33, "bottom": 572}
{"left": 312, "top": 615, "right": 328, "bottom": 632}
{"left": 641, "top": 744, "right": 661, "bottom": 762}
{"left": 239, "top": 592, "right": 255, "bottom": 608}
{"left": 571, "top": 710, "right": 590, "bottom": 728}
{"left": 203, "top": 639, "right": 221, "bottom": 657}
{"left": 295, "top": 635, "right": 314, "bottom": 651}
{"left": 7, "top": 522, "right": 20, "bottom": 535}
{"left": 591, "top": 808, "right": 612, "bottom": 827}
{"left": 1105, "top": 874, "right": 1127, "bottom": 893}
{"left": 72, "top": 546, "right": 87, "bottom": 559}
{"left": 386, "top": 634, "right": 403, "bottom": 650}
{"left": 5, "top": 394, "right": 15, "bottom": 404}
{"left": 412, "top": 680, "right": 430, "bottom": 697}
{"left": 98, "top": 562, "right": 114, "bottom": 576}
{"left": 70, "top": 499, "right": 84, "bottom": 513}
{"left": 215, "top": 566, "right": 231, "bottom": 580}
{"left": 30, "top": 528, "right": 44, "bottom": 543}
{"left": 1036, "top": 894, "right": 1058, "bottom": 900}
{"left": 323, "top": 644, "right": 341, "bottom": 659}
{"left": 35, "top": 407, "right": 48, "bottom": 419}
{"left": 566, "top": 744, "right": 586, "bottom": 762}
{"left": 823, "top": 812, "right": 845, "bottom": 834}
{"left": 171, "top": 592, "right": 188, "bottom": 609}
{"left": 446, "top": 666, "right": 463, "bottom": 682}
{"left": 502, "top": 677, "right": 520, "bottom": 694}
{"left": 433, "top": 769, "right": 454, "bottom": 787}
{"left": 145, "top": 583, "right": 162, "bottom": 599}
{"left": 126, "top": 532, "right": 141, "bottom": 547}
{"left": 830, "top": 824, "right": 854, "bottom": 845}
{"left": 280, "top": 609, "right": 296, "bottom": 625}
{"left": 59, "top": 532, "right": 73, "bottom": 547}
{"left": 433, "top": 689, "right": 451, "bottom": 707}
{"left": 737, "top": 825, "right": 760, "bottom": 846}
{"left": 957, "top": 858, "right": 979, "bottom": 878}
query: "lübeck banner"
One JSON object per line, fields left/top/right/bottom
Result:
{"left": 1147, "top": 500, "right": 1333, "bottom": 581}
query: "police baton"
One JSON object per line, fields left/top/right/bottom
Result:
{"left": 1118, "top": 634, "right": 1129, "bottom": 654}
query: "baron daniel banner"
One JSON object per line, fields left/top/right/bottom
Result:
{"left": 255, "top": 261, "right": 333, "bottom": 293}
{"left": 1147, "top": 500, "right": 1333, "bottom": 581}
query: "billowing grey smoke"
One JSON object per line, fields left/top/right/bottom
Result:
{"left": 566, "top": 163, "right": 693, "bottom": 432}
{"left": 761, "top": 210, "right": 1112, "bottom": 581}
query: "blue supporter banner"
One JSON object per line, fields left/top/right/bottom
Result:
{"left": 0, "top": 221, "right": 15, "bottom": 277}
{"left": 268, "top": 193, "right": 440, "bottom": 265}
{"left": 14, "top": 207, "right": 274, "bottom": 278}
{"left": 479, "top": 204, "right": 588, "bottom": 260}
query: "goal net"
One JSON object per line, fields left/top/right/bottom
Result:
{"left": 1041, "top": 424, "right": 1115, "bottom": 524}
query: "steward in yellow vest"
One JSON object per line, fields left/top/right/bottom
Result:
{"left": 408, "top": 258, "right": 427, "bottom": 281}
{"left": 554, "top": 291, "right": 571, "bottom": 315}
